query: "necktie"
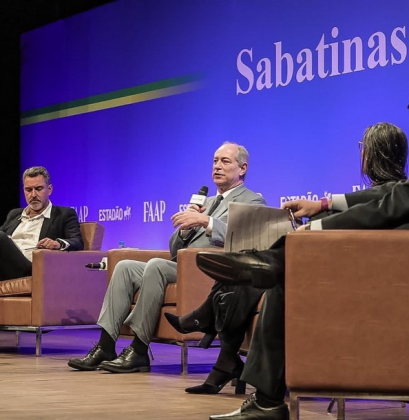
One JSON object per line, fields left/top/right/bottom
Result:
{"left": 207, "top": 195, "right": 224, "bottom": 216}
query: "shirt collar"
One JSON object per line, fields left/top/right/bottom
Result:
{"left": 20, "top": 201, "right": 53, "bottom": 220}
{"left": 217, "top": 183, "right": 243, "bottom": 199}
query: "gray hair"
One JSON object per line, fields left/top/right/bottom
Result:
{"left": 22, "top": 166, "right": 51, "bottom": 185}
{"left": 222, "top": 141, "right": 249, "bottom": 180}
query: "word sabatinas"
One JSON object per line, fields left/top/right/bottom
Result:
{"left": 236, "top": 26, "right": 407, "bottom": 94}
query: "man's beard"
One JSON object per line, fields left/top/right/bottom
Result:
{"left": 29, "top": 201, "right": 42, "bottom": 211}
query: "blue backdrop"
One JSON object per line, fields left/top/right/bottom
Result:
{"left": 20, "top": 0, "right": 409, "bottom": 249}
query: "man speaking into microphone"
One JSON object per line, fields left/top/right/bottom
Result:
{"left": 68, "top": 141, "right": 265, "bottom": 373}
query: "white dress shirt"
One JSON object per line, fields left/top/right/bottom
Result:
{"left": 11, "top": 202, "right": 53, "bottom": 261}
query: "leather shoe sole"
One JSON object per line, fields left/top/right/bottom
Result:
{"left": 209, "top": 398, "right": 288, "bottom": 420}
{"left": 99, "top": 363, "right": 151, "bottom": 373}
{"left": 197, "top": 252, "right": 275, "bottom": 289}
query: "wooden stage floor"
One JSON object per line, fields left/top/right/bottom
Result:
{"left": 0, "top": 329, "right": 408, "bottom": 420}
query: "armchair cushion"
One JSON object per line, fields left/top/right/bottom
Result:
{"left": 0, "top": 277, "right": 32, "bottom": 297}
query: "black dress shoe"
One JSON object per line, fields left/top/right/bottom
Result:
{"left": 186, "top": 359, "right": 246, "bottom": 394}
{"left": 209, "top": 394, "right": 289, "bottom": 420}
{"left": 67, "top": 344, "right": 117, "bottom": 371}
{"left": 98, "top": 346, "right": 151, "bottom": 373}
{"left": 197, "top": 250, "right": 278, "bottom": 289}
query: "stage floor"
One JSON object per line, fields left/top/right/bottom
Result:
{"left": 0, "top": 329, "right": 408, "bottom": 420}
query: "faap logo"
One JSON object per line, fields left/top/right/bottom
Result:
{"left": 279, "top": 191, "right": 332, "bottom": 206}
{"left": 72, "top": 205, "right": 89, "bottom": 222}
{"left": 143, "top": 200, "right": 166, "bottom": 222}
{"left": 99, "top": 206, "right": 132, "bottom": 222}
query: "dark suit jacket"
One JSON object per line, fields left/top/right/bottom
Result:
{"left": 0, "top": 205, "right": 84, "bottom": 250}
{"left": 321, "top": 180, "right": 409, "bottom": 230}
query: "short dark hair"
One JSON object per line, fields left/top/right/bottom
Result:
{"left": 22, "top": 166, "right": 51, "bottom": 185}
{"left": 361, "top": 123, "right": 408, "bottom": 186}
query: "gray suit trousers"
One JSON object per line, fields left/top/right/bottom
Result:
{"left": 97, "top": 258, "right": 177, "bottom": 345}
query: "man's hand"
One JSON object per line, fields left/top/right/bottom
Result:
{"left": 37, "top": 238, "right": 61, "bottom": 250}
{"left": 171, "top": 207, "right": 209, "bottom": 230}
{"left": 282, "top": 199, "right": 322, "bottom": 218}
{"left": 186, "top": 204, "right": 204, "bottom": 213}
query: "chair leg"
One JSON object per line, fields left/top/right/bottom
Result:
{"left": 181, "top": 342, "right": 188, "bottom": 376}
{"left": 289, "top": 393, "right": 299, "bottom": 420}
{"left": 15, "top": 331, "right": 20, "bottom": 348}
{"left": 327, "top": 398, "right": 336, "bottom": 413}
{"left": 35, "top": 328, "right": 42, "bottom": 357}
{"left": 148, "top": 344, "right": 155, "bottom": 361}
{"left": 337, "top": 398, "right": 345, "bottom": 420}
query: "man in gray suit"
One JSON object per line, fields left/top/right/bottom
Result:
{"left": 68, "top": 141, "right": 265, "bottom": 373}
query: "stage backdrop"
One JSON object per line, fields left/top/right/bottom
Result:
{"left": 20, "top": 0, "right": 409, "bottom": 249}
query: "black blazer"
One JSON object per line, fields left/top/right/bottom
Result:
{"left": 0, "top": 205, "right": 84, "bottom": 250}
{"left": 322, "top": 180, "right": 409, "bottom": 230}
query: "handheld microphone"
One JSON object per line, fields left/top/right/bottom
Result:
{"left": 85, "top": 257, "right": 108, "bottom": 271}
{"left": 189, "top": 186, "right": 209, "bottom": 208}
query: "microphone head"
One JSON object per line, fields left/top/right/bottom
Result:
{"left": 199, "top": 186, "right": 209, "bottom": 196}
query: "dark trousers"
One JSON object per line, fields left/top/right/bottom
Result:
{"left": 0, "top": 231, "right": 32, "bottom": 281}
{"left": 241, "top": 237, "right": 287, "bottom": 402}
{"left": 194, "top": 281, "right": 264, "bottom": 351}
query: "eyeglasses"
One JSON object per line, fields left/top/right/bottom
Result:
{"left": 358, "top": 141, "right": 364, "bottom": 152}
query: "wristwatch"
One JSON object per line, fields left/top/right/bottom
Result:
{"left": 56, "top": 238, "right": 66, "bottom": 250}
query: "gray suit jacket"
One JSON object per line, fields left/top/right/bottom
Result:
{"left": 169, "top": 184, "right": 266, "bottom": 258}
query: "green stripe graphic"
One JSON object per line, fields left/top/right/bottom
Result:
{"left": 21, "top": 74, "right": 203, "bottom": 126}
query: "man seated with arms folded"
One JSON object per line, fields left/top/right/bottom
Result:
{"left": 68, "top": 141, "right": 266, "bottom": 373}
{"left": 0, "top": 166, "right": 84, "bottom": 282}
{"left": 195, "top": 123, "right": 409, "bottom": 420}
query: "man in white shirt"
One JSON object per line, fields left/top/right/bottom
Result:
{"left": 0, "top": 166, "right": 83, "bottom": 281}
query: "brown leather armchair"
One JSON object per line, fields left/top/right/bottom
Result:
{"left": 284, "top": 231, "right": 409, "bottom": 420}
{"left": 106, "top": 247, "right": 220, "bottom": 374}
{"left": 0, "top": 222, "right": 107, "bottom": 355}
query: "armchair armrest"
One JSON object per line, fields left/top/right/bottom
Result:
{"left": 31, "top": 249, "right": 108, "bottom": 326}
{"left": 107, "top": 249, "right": 171, "bottom": 283}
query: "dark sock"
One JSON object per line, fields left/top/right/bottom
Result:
{"left": 255, "top": 390, "right": 284, "bottom": 408}
{"left": 98, "top": 329, "right": 116, "bottom": 354}
{"left": 130, "top": 334, "right": 148, "bottom": 355}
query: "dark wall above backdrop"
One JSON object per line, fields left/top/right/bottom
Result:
{"left": 0, "top": 0, "right": 116, "bottom": 223}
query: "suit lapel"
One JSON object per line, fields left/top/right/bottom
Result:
{"left": 189, "top": 185, "right": 247, "bottom": 244}
{"left": 8, "top": 216, "right": 22, "bottom": 235}
{"left": 39, "top": 207, "right": 54, "bottom": 240}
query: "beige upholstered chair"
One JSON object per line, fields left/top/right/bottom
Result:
{"left": 0, "top": 222, "right": 107, "bottom": 355}
{"left": 106, "top": 247, "right": 221, "bottom": 374}
{"left": 285, "top": 231, "right": 409, "bottom": 420}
